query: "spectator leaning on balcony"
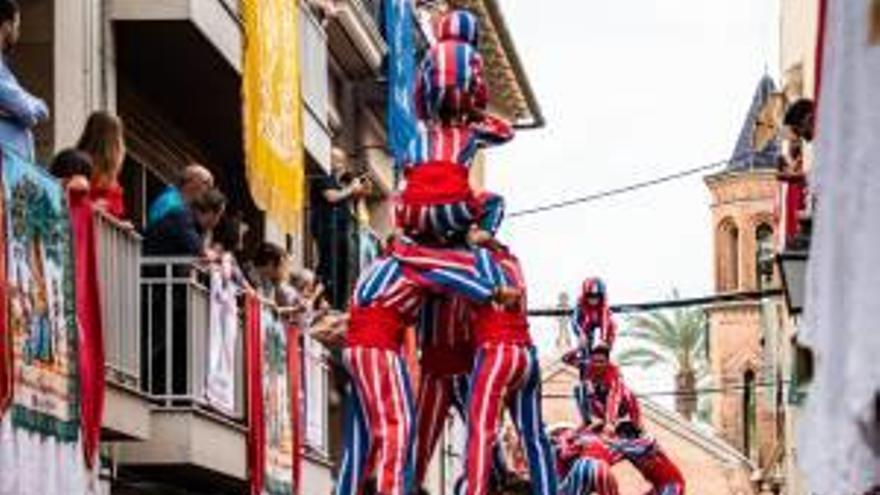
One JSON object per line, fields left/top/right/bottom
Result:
{"left": 144, "top": 187, "right": 226, "bottom": 257}
{"left": 0, "top": 0, "right": 49, "bottom": 162}
{"left": 248, "top": 242, "right": 301, "bottom": 312}
{"left": 76, "top": 111, "right": 127, "bottom": 218}
{"left": 147, "top": 163, "right": 214, "bottom": 226}
{"left": 143, "top": 164, "right": 214, "bottom": 254}
{"left": 49, "top": 148, "right": 92, "bottom": 196}
{"left": 310, "top": 147, "right": 367, "bottom": 308}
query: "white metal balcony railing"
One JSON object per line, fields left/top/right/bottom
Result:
{"left": 304, "top": 333, "right": 330, "bottom": 454}
{"left": 95, "top": 210, "right": 142, "bottom": 389}
{"left": 140, "top": 258, "right": 246, "bottom": 421}
{"left": 137, "top": 258, "right": 331, "bottom": 445}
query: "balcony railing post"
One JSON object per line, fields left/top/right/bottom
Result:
{"left": 94, "top": 210, "right": 142, "bottom": 389}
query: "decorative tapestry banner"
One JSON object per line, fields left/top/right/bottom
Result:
{"left": 1, "top": 148, "right": 79, "bottom": 441}
{"left": 262, "top": 306, "right": 294, "bottom": 495}
{"left": 242, "top": 0, "right": 305, "bottom": 234}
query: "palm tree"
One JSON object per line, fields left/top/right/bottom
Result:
{"left": 616, "top": 298, "right": 710, "bottom": 421}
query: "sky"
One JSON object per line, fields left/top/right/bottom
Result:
{"left": 487, "top": 0, "right": 781, "bottom": 364}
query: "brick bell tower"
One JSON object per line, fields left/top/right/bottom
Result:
{"left": 704, "top": 76, "right": 786, "bottom": 468}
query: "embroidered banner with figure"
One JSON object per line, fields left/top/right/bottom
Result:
{"left": 2, "top": 148, "right": 79, "bottom": 440}
{"left": 206, "top": 255, "right": 239, "bottom": 415}
{"left": 248, "top": 296, "right": 302, "bottom": 495}
{"left": 242, "top": 0, "right": 304, "bottom": 234}
{"left": 262, "top": 306, "right": 294, "bottom": 495}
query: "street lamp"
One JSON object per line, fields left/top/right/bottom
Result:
{"left": 777, "top": 250, "right": 808, "bottom": 315}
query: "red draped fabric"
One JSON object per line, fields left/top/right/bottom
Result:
{"left": 69, "top": 192, "right": 105, "bottom": 468}
{"left": 287, "top": 325, "right": 303, "bottom": 494}
{"left": 246, "top": 294, "right": 265, "bottom": 495}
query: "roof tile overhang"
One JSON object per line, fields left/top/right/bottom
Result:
{"left": 441, "top": 0, "right": 544, "bottom": 128}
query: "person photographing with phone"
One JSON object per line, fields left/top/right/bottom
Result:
{"left": 310, "top": 147, "right": 369, "bottom": 309}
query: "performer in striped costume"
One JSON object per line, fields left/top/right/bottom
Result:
{"left": 413, "top": 296, "right": 512, "bottom": 495}
{"left": 551, "top": 427, "right": 620, "bottom": 495}
{"left": 398, "top": 9, "right": 515, "bottom": 244}
{"left": 570, "top": 277, "right": 617, "bottom": 361}
{"left": 337, "top": 243, "right": 516, "bottom": 495}
{"left": 611, "top": 436, "right": 685, "bottom": 495}
{"left": 463, "top": 246, "right": 557, "bottom": 495}
{"left": 563, "top": 348, "right": 643, "bottom": 436}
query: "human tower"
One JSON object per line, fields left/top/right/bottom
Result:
{"left": 336, "top": 10, "right": 684, "bottom": 495}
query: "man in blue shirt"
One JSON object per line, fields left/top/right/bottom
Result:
{"left": 144, "top": 164, "right": 215, "bottom": 256}
{"left": 0, "top": 0, "right": 48, "bottom": 162}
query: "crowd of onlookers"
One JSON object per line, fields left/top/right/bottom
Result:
{"left": 1, "top": 0, "right": 350, "bottom": 341}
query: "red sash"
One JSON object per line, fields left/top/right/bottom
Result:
{"left": 346, "top": 306, "right": 407, "bottom": 351}
{"left": 402, "top": 161, "right": 471, "bottom": 205}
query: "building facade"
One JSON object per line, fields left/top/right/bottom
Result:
{"left": 6, "top": 1, "right": 539, "bottom": 493}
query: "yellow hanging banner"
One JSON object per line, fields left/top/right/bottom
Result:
{"left": 242, "top": 0, "right": 304, "bottom": 234}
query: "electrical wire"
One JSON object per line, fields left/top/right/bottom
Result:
{"left": 508, "top": 157, "right": 735, "bottom": 219}
{"left": 542, "top": 380, "right": 792, "bottom": 399}
{"left": 527, "top": 288, "right": 783, "bottom": 317}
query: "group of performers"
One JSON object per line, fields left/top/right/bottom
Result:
{"left": 552, "top": 278, "right": 685, "bottom": 495}
{"left": 334, "top": 9, "right": 684, "bottom": 495}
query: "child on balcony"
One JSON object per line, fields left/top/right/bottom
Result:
{"left": 49, "top": 148, "right": 92, "bottom": 196}
{"left": 396, "top": 9, "right": 515, "bottom": 246}
{"left": 77, "top": 111, "right": 128, "bottom": 219}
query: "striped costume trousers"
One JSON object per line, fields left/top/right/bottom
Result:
{"left": 612, "top": 438, "right": 685, "bottom": 495}
{"left": 414, "top": 373, "right": 509, "bottom": 489}
{"left": 560, "top": 458, "right": 619, "bottom": 495}
{"left": 335, "top": 347, "right": 415, "bottom": 495}
{"left": 395, "top": 192, "right": 505, "bottom": 244}
{"left": 464, "top": 344, "right": 557, "bottom": 495}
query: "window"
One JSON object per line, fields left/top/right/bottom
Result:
{"left": 755, "top": 223, "right": 775, "bottom": 289}
{"left": 718, "top": 220, "right": 740, "bottom": 291}
{"left": 743, "top": 369, "right": 758, "bottom": 459}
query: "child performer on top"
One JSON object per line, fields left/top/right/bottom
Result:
{"left": 397, "top": 9, "right": 514, "bottom": 245}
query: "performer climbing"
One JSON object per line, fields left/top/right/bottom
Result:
{"left": 398, "top": 9, "right": 515, "bottom": 245}
{"left": 563, "top": 345, "right": 643, "bottom": 437}
{"left": 570, "top": 277, "right": 617, "bottom": 362}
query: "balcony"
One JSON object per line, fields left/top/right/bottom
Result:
{"left": 328, "top": 0, "right": 387, "bottom": 76}
{"left": 117, "top": 259, "right": 248, "bottom": 490}
{"left": 302, "top": 4, "right": 333, "bottom": 171}
{"left": 95, "top": 211, "right": 151, "bottom": 441}
{"left": 111, "top": 0, "right": 243, "bottom": 72}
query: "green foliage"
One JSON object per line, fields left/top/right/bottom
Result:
{"left": 9, "top": 178, "right": 66, "bottom": 263}
{"left": 616, "top": 290, "right": 712, "bottom": 420}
